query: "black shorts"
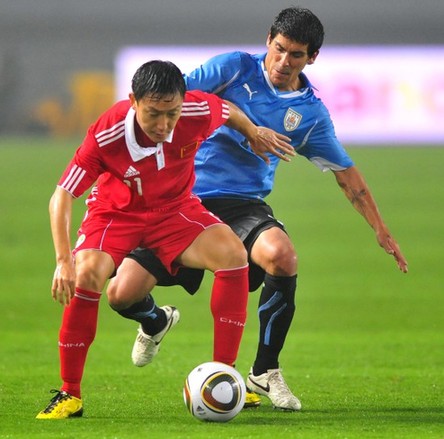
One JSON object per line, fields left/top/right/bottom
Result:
{"left": 127, "top": 198, "right": 287, "bottom": 294}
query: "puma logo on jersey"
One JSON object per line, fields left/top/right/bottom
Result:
{"left": 242, "top": 83, "right": 258, "bottom": 100}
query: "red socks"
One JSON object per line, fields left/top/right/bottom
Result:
{"left": 210, "top": 265, "right": 249, "bottom": 365}
{"left": 59, "top": 288, "right": 101, "bottom": 399}
{"left": 57, "top": 268, "right": 248, "bottom": 397}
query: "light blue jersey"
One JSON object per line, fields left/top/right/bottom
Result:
{"left": 184, "top": 51, "right": 353, "bottom": 200}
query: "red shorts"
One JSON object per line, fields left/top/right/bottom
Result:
{"left": 73, "top": 196, "right": 224, "bottom": 273}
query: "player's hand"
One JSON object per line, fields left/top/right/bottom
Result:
{"left": 376, "top": 231, "right": 408, "bottom": 273}
{"left": 51, "top": 261, "right": 76, "bottom": 305}
{"left": 249, "top": 127, "right": 295, "bottom": 164}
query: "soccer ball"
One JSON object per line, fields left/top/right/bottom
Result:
{"left": 183, "top": 361, "right": 246, "bottom": 422}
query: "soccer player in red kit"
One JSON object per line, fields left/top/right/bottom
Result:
{"left": 36, "top": 60, "right": 293, "bottom": 419}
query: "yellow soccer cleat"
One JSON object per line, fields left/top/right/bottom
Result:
{"left": 244, "top": 389, "right": 261, "bottom": 408}
{"left": 36, "top": 389, "right": 83, "bottom": 419}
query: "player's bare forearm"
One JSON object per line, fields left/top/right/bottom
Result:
{"left": 334, "top": 167, "right": 381, "bottom": 228}
{"left": 223, "top": 100, "right": 294, "bottom": 163}
{"left": 334, "top": 166, "right": 408, "bottom": 273}
{"left": 49, "top": 187, "right": 77, "bottom": 304}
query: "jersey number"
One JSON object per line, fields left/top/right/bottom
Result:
{"left": 124, "top": 177, "right": 143, "bottom": 196}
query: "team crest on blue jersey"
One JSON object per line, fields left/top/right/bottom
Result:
{"left": 284, "top": 108, "right": 302, "bottom": 132}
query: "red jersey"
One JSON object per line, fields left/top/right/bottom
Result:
{"left": 58, "top": 90, "right": 229, "bottom": 211}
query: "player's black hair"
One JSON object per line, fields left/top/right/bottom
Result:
{"left": 132, "top": 60, "right": 186, "bottom": 101}
{"left": 269, "top": 6, "right": 325, "bottom": 56}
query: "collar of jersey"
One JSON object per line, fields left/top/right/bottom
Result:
{"left": 124, "top": 107, "right": 173, "bottom": 162}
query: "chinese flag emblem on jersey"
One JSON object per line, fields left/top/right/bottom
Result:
{"left": 180, "top": 141, "right": 199, "bottom": 158}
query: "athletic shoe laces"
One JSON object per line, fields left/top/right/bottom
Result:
{"left": 42, "top": 389, "right": 71, "bottom": 414}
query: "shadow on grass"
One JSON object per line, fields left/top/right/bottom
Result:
{"left": 234, "top": 405, "right": 444, "bottom": 426}
{"left": 71, "top": 405, "right": 444, "bottom": 425}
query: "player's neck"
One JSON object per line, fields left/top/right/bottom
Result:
{"left": 287, "top": 75, "right": 304, "bottom": 92}
{"left": 134, "top": 121, "right": 156, "bottom": 148}
{"left": 275, "top": 74, "right": 304, "bottom": 92}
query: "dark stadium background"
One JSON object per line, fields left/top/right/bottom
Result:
{"left": 1, "top": 0, "right": 443, "bottom": 137}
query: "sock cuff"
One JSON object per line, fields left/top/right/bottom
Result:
{"left": 263, "top": 273, "right": 297, "bottom": 291}
{"left": 75, "top": 288, "right": 101, "bottom": 301}
{"left": 214, "top": 264, "right": 249, "bottom": 278}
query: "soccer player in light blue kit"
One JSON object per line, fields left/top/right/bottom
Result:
{"left": 107, "top": 7, "right": 408, "bottom": 411}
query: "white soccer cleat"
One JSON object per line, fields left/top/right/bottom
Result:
{"left": 246, "top": 368, "right": 301, "bottom": 411}
{"left": 131, "top": 305, "right": 180, "bottom": 367}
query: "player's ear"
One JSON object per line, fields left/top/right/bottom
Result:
{"left": 307, "top": 50, "right": 319, "bottom": 65}
{"left": 129, "top": 93, "right": 137, "bottom": 109}
{"left": 266, "top": 33, "right": 272, "bottom": 47}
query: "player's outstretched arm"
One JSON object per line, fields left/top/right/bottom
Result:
{"left": 49, "top": 186, "right": 77, "bottom": 305}
{"left": 333, "top": 166, "right": 408, "bottom": 273}
{"left": 224, "top": 100, "right": 295, "bottom": 164}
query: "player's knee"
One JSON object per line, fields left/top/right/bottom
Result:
{"left": 220, "top": 236, "right": 248, "bottom": 268}
{"left": 75, "top": 250, "right": 114, "bottom": 291}
{"left": 107, "top": 273, "right": 155, "bottom": 310}
{"left": 191, "top": 226, "right": 247, "bottom": 270}
{"left": 265, "top": 244, "right": 297, "bottom": 275}
{"left": 106, "top": 282, "right": 125, "bottom": 310}
{"left": 75, "top": 266, "right": 105, "bottom": 292}
{"left": 106, "top": 280, "right": 141, "bottom": 310}
{"left": 207, "top": 235, "right": 247, "bottom": 270}
{"left": 108, "top": 294, "right": 132, "bottom": 311}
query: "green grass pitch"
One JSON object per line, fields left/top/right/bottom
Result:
{"left": 0, "top": 137, "right": 443, "bottom": 438}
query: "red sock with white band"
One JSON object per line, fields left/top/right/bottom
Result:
{"left": 59, "top": 288, "right": 101, "bottom": 399}
{"left": 210, "top": 265, "right": 249, "bottom": 365}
